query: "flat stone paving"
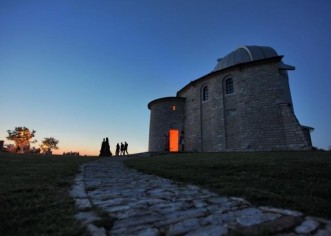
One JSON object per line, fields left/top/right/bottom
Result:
{"left": 71, "top": 157, "right": 331, "bottom": 236}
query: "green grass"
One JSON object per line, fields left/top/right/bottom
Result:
{"left": 0, "top": 152, "right": 95, "bottom": 236}
{"left": 125, "top": 151, "right": 331, "bottom": 218}
{"left": 1, "top": 151, "right": 330, "bottom": 235}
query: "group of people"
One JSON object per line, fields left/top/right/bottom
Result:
{"left": 115, "top": 142, "right": 129, "bottom": 156}
{"left": 99, "top": 137, "right": 112, "bottom": 157}
{"left": 99, "top": 138, "right": 129, "bottom": 157}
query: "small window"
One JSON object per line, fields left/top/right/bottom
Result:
{"left": 225, "top": 78, "right": 234, "bottom": 94}
{"left": 172, "top": 105, "right": 176, "bottom": 111}
{"left": 202, "top": 86, "right": 209, "bottom": 101}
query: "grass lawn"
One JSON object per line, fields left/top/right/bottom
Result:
{"left": 125, "top": 151, "right": 331, "bottom": 219}
{"left": 0, "top": 152, "right": 95, "bottom": 236}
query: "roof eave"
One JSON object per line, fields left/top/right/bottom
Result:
{"left": 148, "top": 96, "right": 185, "bottom": 109}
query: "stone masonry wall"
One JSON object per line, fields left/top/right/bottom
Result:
{"left": 150, "top": 58, "right": 312, "bottom": 152}
{"left": 280, "top": 104, "right": 312, "bottom": 150}
{"left": 222, "top": 74, "right": 240, "bottom": 150}
{"left": 179, "top": 87, "right": 202, "bottom": 151}
{"left": 178, "top": 72, "right": 229, "bottom": 152}
{"left": 176, "top": 59, "right": 311, "bottom": 151}
{"left": 236, "top": 62, "right": 288, "bottom": 150}
{"left": 148, "top": 98, "right": 185, "bottom": 152}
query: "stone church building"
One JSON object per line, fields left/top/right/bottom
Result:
{"left": 148, "top": 46, "right": 313, "bottom": 152}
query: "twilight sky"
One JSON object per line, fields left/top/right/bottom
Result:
{"left": 1, "top": 0, "right": 330, "bottom": 155}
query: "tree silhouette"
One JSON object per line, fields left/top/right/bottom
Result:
{"left": 40, "top": 137, "right": 59, "bottom": 154}
{"left": 6, "top": 127, "right": 36, "bottom": 153}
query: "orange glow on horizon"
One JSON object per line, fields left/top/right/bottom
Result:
{"left": 53, "top": 149, "right": 97, "bottom": 156}
{"left": 0, "top": 139, "right": 148, "bottom": 157}
{"left": 53, "top": 146, "right": 147, "bottom": 157}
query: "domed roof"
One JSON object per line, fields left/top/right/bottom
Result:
{"left": 214, "top": 46, "right": 278, "bottom": 71}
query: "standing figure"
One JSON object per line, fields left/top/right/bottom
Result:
{"left": 120, "top": 142, "right": 125, "bottom": 155}
{"left": 99, "top": 137, "right": 112, "bottom": 157}
{"left": 99, "top": 138, "right": 106, "bottom": 156}
{"left": 124, "top": 142, "right": 129, "bottom": 155}
{"left": 180, "top": 131, "right": 185, "bottom": 151}
{"left": 116, "top": 143, "right": 120, "bottom": 156}
{"left": 164, "top": 134, "right": 169, "bottom": 151}
{"left": 105, "top": 137, "right": 112, "bottom": 156}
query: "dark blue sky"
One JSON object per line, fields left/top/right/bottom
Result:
{"left": 1, "top": 0, "right": 330, "bottom": 155}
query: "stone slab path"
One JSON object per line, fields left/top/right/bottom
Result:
{"left": 71, "top": 157, "right": 331, "bottom": 236}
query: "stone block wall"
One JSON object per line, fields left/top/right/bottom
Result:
{"left": 280, "top": 104, "right": 312, "bottom": 150}
{"left": 236, "top": 62, "right": 289, "bottom": 150}
{"left": 148, "top": 97, "right": 185, "bottom": 152}
{"left": 179, "top": 86, "right": 202, "bottom": 151}
{"left": 149, "top": 58, "right": 312, "bottom": 152}
{"left": 176, "top": 59, "right": 311, "bottom": 151}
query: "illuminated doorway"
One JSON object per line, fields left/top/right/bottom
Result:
{"left": 169, "top": 129, "right": 179, "bottom": 152}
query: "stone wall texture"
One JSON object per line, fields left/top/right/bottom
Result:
{"left": 148, "top": 97, "right": 185, "bottom": 152}
{"left": 148, "top": 58, "right": 312, "bottom": 152}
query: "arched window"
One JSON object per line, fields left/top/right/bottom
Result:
{"left": 202, "top": 86, "right": 209, "bottom": 101}
{"left": 225, "top": 78, "right": 234, "bottom": 94}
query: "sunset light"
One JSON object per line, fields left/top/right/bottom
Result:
{"left": 1, "top": 1, "right": 331, "bottom": 154}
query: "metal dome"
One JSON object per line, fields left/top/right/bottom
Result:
{"left": 214, "top": 46, "right": 278, "bottom": 71}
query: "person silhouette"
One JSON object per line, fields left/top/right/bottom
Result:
{"left": 124, "top": 142, "right": 129, "bottom": 155}
{"left": 180, "top": 131, "right": 185, "bottom": 151}
{"left": 99, "top": 138, "right": 105, "bottom": 156}
{"left": 116, "top": 143, "right": 120, "bottom": 156}
{"left": 99, "top": 138, "right": 112, "bottom": 157}
{"left": 105, "top": 137, "right": 112, "bottom": 156}
{"left": 120, "top": 142, "right": 124, "bottom": 155}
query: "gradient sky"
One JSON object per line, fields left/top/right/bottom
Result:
{"left": 1, "top": 0, "right": 330, "bottom": 155}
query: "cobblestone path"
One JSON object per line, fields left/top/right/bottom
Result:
{"left": 71, "top": 157, "right": 331, "bottom": 236}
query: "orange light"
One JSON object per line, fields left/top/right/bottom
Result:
{"left": 172, "top": 105, "right": 176, "bottom": 111}
{"left": 169, "top": 129, "right": 179, "bottom": 152}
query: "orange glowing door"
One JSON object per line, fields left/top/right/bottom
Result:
{"left": 169, "top": 129, "right": 179, "bottom": 152}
